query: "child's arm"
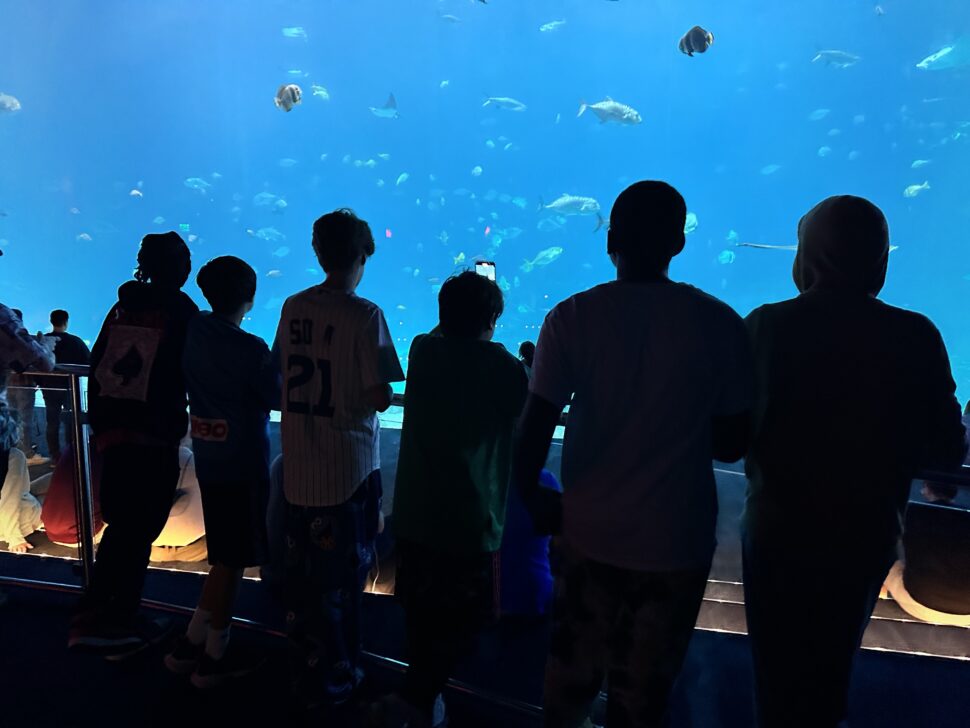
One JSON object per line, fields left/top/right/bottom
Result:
{"left": 253, "top": 339, "right": 283, "bottom": 412}
{"left": 357, "top": 309, "right": 405, "bottom": 413}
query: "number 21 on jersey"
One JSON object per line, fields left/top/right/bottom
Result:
{"left": 286, "top": 318, "right": 335, "bottom": 417}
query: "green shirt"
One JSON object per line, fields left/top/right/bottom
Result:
{"left": 392, "top": 334, "right": 528, "bottom": 554}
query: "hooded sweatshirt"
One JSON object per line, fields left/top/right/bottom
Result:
{"left": 743, "top": 196, "right": 967, "bottom": 559}
{"left": 87, "top": 280, "right": 199, "bottom": 447}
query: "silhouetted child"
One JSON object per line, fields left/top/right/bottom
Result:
{"left": 277, "top": 209, "right": 404, "bottom": 708}
{"left": 378, "top": 271, "right": 528, "bottom": 727}
{"left": 69, "top": 232, "right": 199, "bottom": 656}
{"left": 164, "top": 256, "right": 281, "bottom": 687}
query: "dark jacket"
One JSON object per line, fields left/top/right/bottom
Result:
{"left": 87, "top": 281, "right": 199, "bottom": 447}
{"left": 743, "top": 197, "right": 967, "bottom": 559}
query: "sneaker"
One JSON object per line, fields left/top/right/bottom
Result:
{"left": 26, "top": 454, "right": 50, "bottom": 466}
{"left": 164, "top": 635, "right": 205, "bottom": 675}
{"left": 68, "top": 613, "right": 145, "bottom": 653}
{"left": 190, "top": 645, "right": 265, "bottom": 689}
{"left": 90, "top": 615, "right": 174, "bottom": 661}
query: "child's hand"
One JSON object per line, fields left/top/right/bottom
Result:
{"left": 11, "top": 541, "right": 33, "bottom": 554}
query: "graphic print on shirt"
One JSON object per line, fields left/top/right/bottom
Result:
{"left": 285, "top": 318, "right": 335, "bottom": 418}
{"left": 94, "top": 324, "right": 162, "bottom": 402}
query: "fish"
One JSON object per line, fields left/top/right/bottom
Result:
{"left": 69, "top": 207, "right": 81, "bottom": 215}
{"left": 539, "top": 19, "right": 567, "bottom": 33}
{"left": 370, "top": 93, "right": 399, "bottom": 119}
{"left": 438, "top": 231, "right": 449, "bottom": 245}
{"left": 454, "top": 252, "right": 466, "bottom": 265}
{"left": 903, "top": 181, "right": 930, "bottom": 198}
{"left": 537, "top": 215, "right": 567, "bottom": 232}
{"left": 726, "top": 229, "right": 739, "bottom": 244}
{"left": 911, "top": 159, "right": 932, "bottom": 169}
{"left": 717, "top": 250, "right": 736, "bottom": 265}
{"left": 278, "top": 158, "right": 298, "bottom": 168}
{"left": 281, "top": 26, "right": 307, "bottom": 39}
{"left": 916, "top": 38, "right": 970, "bottom": 71}
{"left": 521, "top": 246, "right": 564, "bottom": 273}
{"left": 485, "top": 139, "right": 495, "bottom": 149}
{"left": 152, "top": 216, "right": 165, "bottom": 224}
{"left": 483, "top": 97, "right": 527, "bottom": 112}
{"left": 0, "top": 92, "right": 22, "bottom": 113}
{"left": 273, "top": 199, "right": 288, "bottom": 214}
{"left": 511, "top": 196, "right": 528, "bottom": 209}
{"left": 853, "top": 114, "right": 866, "bottom": 125}
{"left": 272, "top": 245, "right": 291, "bottom": 257}
{"left": 848, "top": 150, "right": 861, "bottom": 161}
{"left": 184, "top": 177, "right": 211, "bottom": 192}
{"left": 498, "top": 276, "right": 511, "bottom": 292}
{"left": 679, "top": 26, "right": 714, "bottom": 56}
{"left": 76, "top": 233, "right": 93, "bottom": 242}
{"left": 812, "top": 50, "right": 860, "bottom": 69}
{"left": 471, "top": 165, "right": 483, "bottom": 177}
{"left": 211, "top": 172, "right": 222, "bottom": 180}
{"left": 684, "top": 212, "right": 698, "bottom": 235}
{"left": 396, "top": 173, "right": 409, "bottom": 186}
{"left": 577, "top": 97, "right": 642, "bottom": 125}
{"left": 311, "top": 84, "right": 330, "bottom": 101}
{"left": 376, "top": 179, "right": 385, "bottom": 188}
{"left": 808, "top": 108, "right": 831, "bottom": 121}
{"left": 440, "top": 14, "right": 461, "bottom": 23}
{"left": 377, "top": 153, "right": 391, "bottom": 161}
{"left": 504, "top": 142, "right": 514, "bottom": 151}
{"left": 541, "top": 193, "right": 602, "bottom": 220}
{"left": 253, "top": 192, "right": 277, "bottom": 207}
{"left": 256, "top": 228, "right": 286, "bottom": 244}
{"left": 440, "top": 80, "right": 450, "bottom": 89}
{"left": 266, "top": 270, "right": 283, "bottom": 278}
{"left": 129, "top": 189, "right": 143, "bottom": 198}
{"left": 320, "top": 153, "right": 329, "bottom": 161}
{"left": 828, "top": 128, "right": 842, "bottom": 136}
{"left": 275, "top": 83, "right": 302, "bottom": 112}
{"left": 760, "top": 164, "right": 782, "bottom": 175}
{"left": 818, "top": 146, "right": 832, "bottom": 157}
{"left": 287, "top": 69, "right": 307, "bottom": 78}
{"left": 738, "top": 242, "right": 900, "bottom": 253}
{"left": 362, "top": 159, "right": 377, "bottom": 169}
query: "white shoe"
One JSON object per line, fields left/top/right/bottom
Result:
{"left": 27, "top": 454, "right": 50, "bottom": 466}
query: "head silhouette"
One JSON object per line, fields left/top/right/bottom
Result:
{"left": 793, "top": 196, "right": 889, "bottom": 296}
{"left": 197, "top": 256, "right": 257, "bottom": 315}
{"left": 518, "top": 340, "right": 536, "bottom": 367}
{"left": 312, "top": 208, "right": 375, "bottom": 273}
{"left": 607, "top": 181, "right": 687, "bottom": 276}
{"left": 438, "top": 271, "right": 505, "bottom": 339}
{"left": 135, "top": 232, "right": 191, "bottom": 289}
{"left": 50, "top": 309, "right": 69, "bottom": 329}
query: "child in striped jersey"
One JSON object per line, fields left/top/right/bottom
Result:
{"left": 276, "top": 209, "right": 404, "bottom": 708}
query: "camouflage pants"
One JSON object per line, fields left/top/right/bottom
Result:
{"left": 544, "top": 546, "right": 710, "bottom": 728}
{"left": 284, "top": 471, "right": 381, "bottom": 689}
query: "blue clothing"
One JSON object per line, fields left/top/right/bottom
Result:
{"left": 500, "top": 469, "right": 562, "bottom": 616}
{"left": 182, "top": 313, "right": 281, "bottom": 483}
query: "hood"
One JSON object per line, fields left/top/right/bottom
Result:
{"left": 117, "top": 280, "right": 181, "bottom": 311}
{"left": 792, "top": 195, "right": 889, "bottom": 296}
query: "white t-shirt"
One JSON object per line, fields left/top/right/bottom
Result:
{"left": 531, "top": 279, "right": 752, "bottom": 571}
{"left": 277, "top": 286, "right": 404, "bottom": 507}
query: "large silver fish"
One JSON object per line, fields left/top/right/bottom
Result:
{"left": 521, "top": 246, "right": 564, "bottom": 273}
{"left": 679, "top": 26, "right": 714, "bottom": 56}
{"left": 370, "top": 93, "right": 399, "bottom": 119}
{"left": 483, "top": 96, "right": 527, "bottom": 112}
{"left": 0, "top": 92, "right": 22, "bottom": 113}
{"left": 916, "top": 37, "right": 970, "bottom": 71}
{"left": 540, "top": 194, "right": 607, "bottom": 231}
{"left": 811, "top": 50, "right": 860, "bottom": 69}
{"left": 577, "top": 97, "right": 641, "bottom": 125}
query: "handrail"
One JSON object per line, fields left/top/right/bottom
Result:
{"left": 7, "top": 363, "right": 970, "bottom": 594}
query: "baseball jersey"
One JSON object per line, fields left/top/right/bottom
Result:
{"left": 276, "top": 286, "right": 404, "bottom": 507}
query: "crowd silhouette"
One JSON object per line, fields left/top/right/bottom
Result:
{"left": 0, "top": 181, "right": 967, "bottom": 728}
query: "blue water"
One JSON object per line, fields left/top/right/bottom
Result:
{"left": 1, "top": 1, "right": 969, "bottom": 397}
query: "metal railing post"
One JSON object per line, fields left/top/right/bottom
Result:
{"left": 67, "top": 370, "right": 96, "bottom": 589}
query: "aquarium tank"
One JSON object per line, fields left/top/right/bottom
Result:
{"left": 1, "top": 0, "right": 969, "bottom": 398}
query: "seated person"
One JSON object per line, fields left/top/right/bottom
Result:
{"left": 500, "top": 469, "right": 561, "bottom": 618}
{"left": 883, "top": 480, "right": 970, "bottom": 626}
{"left": 0, "top": 401, "right": 42, "bottom": 552}
{"left": 40, "top": 440, "right": 206, "bottom": 561}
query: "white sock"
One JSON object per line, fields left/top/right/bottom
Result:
{"left": 206, "top": 625, "right": 231, "bottom": 660}
{"left": 186, "top": 608, "right": 211, "bottom": 646}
